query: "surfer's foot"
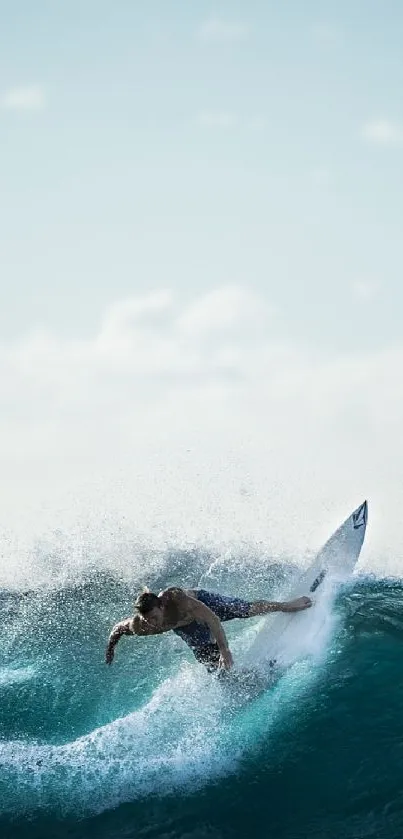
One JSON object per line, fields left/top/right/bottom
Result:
{"left": 281, "top": 596, "right": 312, "bottom": 612}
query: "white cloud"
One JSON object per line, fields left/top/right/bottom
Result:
{"left": 100, "top": 290, "right": 172, "bottom": 340}
{"left": 198, "top": 18, "right": 250, "bottom": 43}
{"left": 1, "top": 286, "right": 403, "bottom": 576}
{"left": 1, "top": 85, "right": 46, "bottom": 112}
{"left": 362, "top": 119, "right": 403, "bottom": 146}
{"left": 196, "top": 111, "right": 238, "bottom": 128}
{"left": 176, "top": 286, "right": 272, "bottom": 336}
{"left": 352, "top": 280, "right": 379, "bottom": 302}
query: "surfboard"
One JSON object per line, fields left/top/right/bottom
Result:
{"left": 241, "top": 500, "right": 368, "bottom": 671}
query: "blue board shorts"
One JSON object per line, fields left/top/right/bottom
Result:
{"left": 173, "top": 589, "right": 251, "bottom": 671}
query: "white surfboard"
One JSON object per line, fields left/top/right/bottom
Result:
{"left": 242, "top": 500, "right": 368, "bottom": 671}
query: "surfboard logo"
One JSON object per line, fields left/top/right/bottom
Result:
{"left": 353, "top": 501, "right": 367, "bottom": 530}
{"left": 310, "top": 569, "right": 326, "bottom": 592}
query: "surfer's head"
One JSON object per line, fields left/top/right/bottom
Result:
{"left": 134, "top": 589, "right": 164, "bottom": 628}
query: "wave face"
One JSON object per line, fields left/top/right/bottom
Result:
{"left": 1, "top": 548, "right": 403, "bottom": 839}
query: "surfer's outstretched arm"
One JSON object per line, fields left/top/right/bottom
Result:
{"left": 105, "top": 619, "right": 134, "bottom": 664}
{"left": 105, "top": 614, "right": 163, "bottom": 664}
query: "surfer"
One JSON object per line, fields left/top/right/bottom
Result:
{"left": 105, "top": 588, "right": 312, "bottom": 672}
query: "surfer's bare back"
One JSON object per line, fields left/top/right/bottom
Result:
{"left": 105, "top": 587, "right": 312, "bottom": 672}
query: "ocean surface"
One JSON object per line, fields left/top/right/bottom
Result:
{"left": 1, "top": 543, "right": 403, "bottom": 839}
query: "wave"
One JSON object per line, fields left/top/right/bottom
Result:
{"left": 2, "top": 557, "right": 403, "bottom": 837}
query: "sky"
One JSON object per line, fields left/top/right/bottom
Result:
{"left": 1, "top": 1, "right": 403, "bottom": 581}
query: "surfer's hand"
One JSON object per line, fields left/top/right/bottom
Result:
{"left": 282, "top": 596, "right": 312, "bottom": 612}
{"left": 219, "top": 648, "right": 233, "bottom": 670}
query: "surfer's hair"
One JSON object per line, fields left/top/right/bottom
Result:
{"left": 134, "top": 591, "right": 161, "bottom": 615}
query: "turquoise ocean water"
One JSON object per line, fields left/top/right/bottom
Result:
{"left": 1, "top": 546, "right": 403, "bottom": 839}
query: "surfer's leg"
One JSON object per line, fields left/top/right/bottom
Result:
{"left": 193, "top": 589, "right": 310, "bottom": 620}
{"left": 191, "top": 642, "right": 221, "bottom": 672}
{"left": 194, "top": 590, "right": 252, "bottom": 620}
{"left": 244, "top": 600, "right": 279, "bottom": 617}
{"left": 196, "top": 590, "right": 289, "bottom": 619}
{"left": 245, "top": 597, "right": 312, "bottom": 616}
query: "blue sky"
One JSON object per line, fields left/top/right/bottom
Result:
{"left": 1, "top": 2, "right": 403, "bottom": 575}
{"left": 1, "top": 0, "right": 403, "bottom": 348}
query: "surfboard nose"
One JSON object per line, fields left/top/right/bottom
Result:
{"left": 352, "top": 500, "right": 368, "bottom": 530}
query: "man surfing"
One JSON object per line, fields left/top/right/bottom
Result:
{"left": 105, "top": 587, "right": 312, "bottom": 672}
